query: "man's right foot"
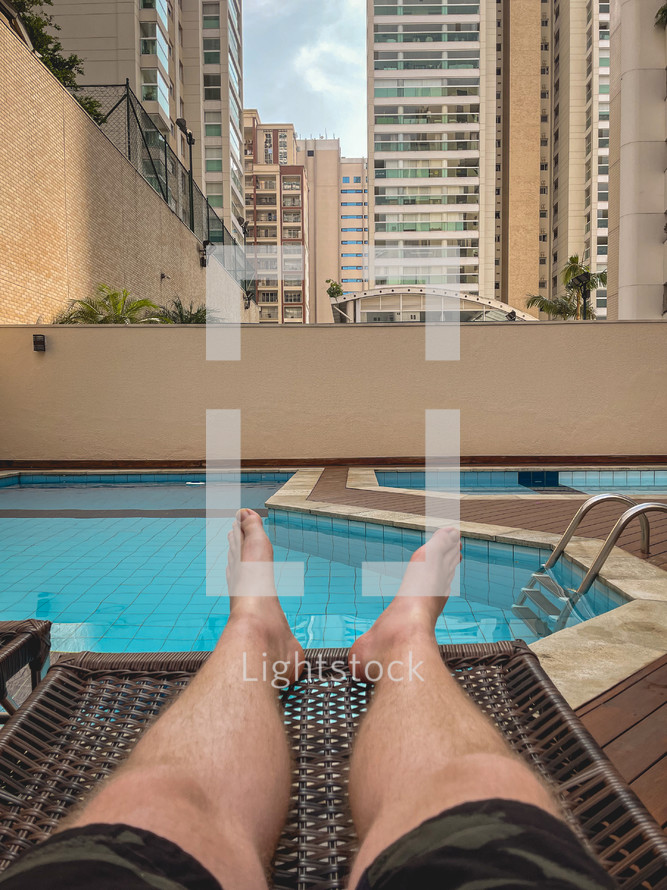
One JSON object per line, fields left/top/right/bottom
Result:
{"left": 349, "top": 527, "right": 461, "bottom": 682}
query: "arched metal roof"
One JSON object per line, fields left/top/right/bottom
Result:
{"left": 331, "top": 286, "right": 536, "bottom": 321}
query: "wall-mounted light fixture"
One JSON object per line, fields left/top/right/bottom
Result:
{"left": 200, "top": 249, "right": 208, "bottom": 268}
{"left": 33, "top": 334, "right": 46, "bottom": 352}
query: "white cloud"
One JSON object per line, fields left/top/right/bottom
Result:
{"left": 243, "top": 0, "right": 301, "bottom": 18}
{"left": 243, "top": 0, "right": 367, "bottom": 155}
{"left": 290, "top": 0, "right": 366, "bottom": 151}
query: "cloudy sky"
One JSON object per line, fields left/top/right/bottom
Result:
{"left": 242, "top": 0, "right": 367, "bottom": 157}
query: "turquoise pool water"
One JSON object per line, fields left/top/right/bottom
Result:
{"left": 377, "top": 469, "right": 667, "bottom": 495}
{"left": 0, "top": 475, "right": 625, "bottom": 652}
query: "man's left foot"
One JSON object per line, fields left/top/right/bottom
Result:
{"left": 225, "top": 509, "right": 304, "bottom": 684}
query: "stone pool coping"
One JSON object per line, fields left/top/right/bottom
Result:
{"left": 265, "top": 469, "right": 667, "bottom": 710}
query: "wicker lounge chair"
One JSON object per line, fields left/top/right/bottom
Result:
{"left": 0, "top": 641, "right": 664, "bottom": 888}
{"left": 0, "top": 620, "right": 51, "bottom": 720}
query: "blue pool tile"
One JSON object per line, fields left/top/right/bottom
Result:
{"left": 348, "top": 520, "right": 367, "bottom": 539}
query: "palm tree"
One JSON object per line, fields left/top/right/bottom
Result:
{"left": 158, "top": 296, "right": 215, "bottom": 324}
{"left": 562, "top": 254, "right": 607, "bottom": 320}
{"left": 54, "top": 285, "right": 169, "bottom": 324}
{"left": 526, "top": 291, "right": 597, "bottom": 320}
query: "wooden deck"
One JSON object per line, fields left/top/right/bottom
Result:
{"left": 308, "top": 468, "right": 667, "bottom": 571}
{"left": 576, "top": 654, "right": 667, "bottom": 831}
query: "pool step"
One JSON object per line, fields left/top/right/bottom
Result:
{"left": 520, "top": 584, "right": 569, "bottom": 619}
{"left": 512, "top": 570, "right": 573, "bottom": 636}
{"left": 510, "top": 605, "right": 550, "bottom": 637}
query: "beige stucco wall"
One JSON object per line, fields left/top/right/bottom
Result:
{"left": 0, "top": 322, "right": 665, "bottom": 462}
{"left": 0, "top": 21, "right": 218, "bottom": 324}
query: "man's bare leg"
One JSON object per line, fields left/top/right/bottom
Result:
{"left": 66, "top": 509, "right": 303, "bottom": 890}
{"left": 347, "top": 527, "right": 560, "bottom": 889}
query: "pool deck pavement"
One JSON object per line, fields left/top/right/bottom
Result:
{"left": 307, "top": 467, "right": 667, "bottom": 572}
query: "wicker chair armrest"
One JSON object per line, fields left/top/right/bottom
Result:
{"left": 0, "top": 620, "right": 52, "bottom": 701}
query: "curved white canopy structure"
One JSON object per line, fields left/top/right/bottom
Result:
{"left": 330, "top": 286, "right": 536, "bottom": 323}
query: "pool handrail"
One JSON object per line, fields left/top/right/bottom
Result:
{"left": 543, "top": 493, "right": 649, "bottom": 570}
{"left": 573, "top": 502, "right": 667, "bottom": 599}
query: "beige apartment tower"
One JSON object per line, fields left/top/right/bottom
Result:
{"left": 49, "top": 0, "right": 245, "bottom": 242}
{"left": 537, "top": 0, "right": 610, "bottom": 317}
{"left": 607, "top": 0, "right": 666, "bottom": 319}
{"left": 243, "top": 110, "right": 310, "bottom": 323}
{"left": 367, "top": 0, "right": 543, "bottom": 312}
{"left": 297, "top": 140, "right": 369, "bottom": 322}
{"left": 366, "top": 0, "right": 617, "bottom": 317}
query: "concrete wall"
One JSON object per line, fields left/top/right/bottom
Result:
{"left": 0, "top": 322, "right": 665, "bottom": 462}
{"left": 0, "top": 21, "right": 208, "bottom": 324}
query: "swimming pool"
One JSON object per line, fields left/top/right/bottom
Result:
{"left": 0, "top": 474, "right": 625, "bottom": 652}
{"left": 376, "top": 469, "right": 667, "bottom": 495}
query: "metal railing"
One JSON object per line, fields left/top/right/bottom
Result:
{"left": 75, "top": 82, "right": 248, "bottom": 286}
{"left": 512, "top": 495, "right": 663, "bottom": 636}
{"left": 576, "top": 503, "right": 667, "bottom": 596}
{"left": 543, "top": 493, "right": 650, "bottom": 569}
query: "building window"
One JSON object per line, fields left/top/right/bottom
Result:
{"left": 140, "top": 22, "right": 157, "bottom": 55}
{"left": 205, "top": 146, "right": 222, "bottom": 172}
{"left": 207, "top": 182, "right": 223, "bottom": 207}
{"left": 284, "top": 306, "right": 303, "bottom": 319}
{"left": 203, "top": 37, "right": 220, "bottom": 64}
{"left": 353, "top": 176, "right": 362, "bottom": 183}
{"left": 202, "top": 2, "right": 220, "bottom": 29}
{"left": 205, "top": 111, "right": 222, "bottom": 137}
{"left": 278, "top": 130, "right": 288, "bottom": 165}
{"left": 264, "top": 132, "right": 273, "bottom": 164}
{"left": 141, "top": 0, "right": 168, "bottom": 28}
{"left": 203, "top": 73, "right": 221, "bottom": 100}
{"left": 342, "top": 176, "right": 350, "bottom": 183}
{"left": 284, "top": 292, "right": 302, "bottom": 303}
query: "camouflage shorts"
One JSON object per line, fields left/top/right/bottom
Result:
{"left": 0, "top": 799, "right": 614, "bottom": 890}
{"left": 357, "top": 799, "right": 615, "bottom": 890}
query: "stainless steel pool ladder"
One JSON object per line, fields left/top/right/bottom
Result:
{"left": 511, "top": 494, "right": 667, "bottom": 636}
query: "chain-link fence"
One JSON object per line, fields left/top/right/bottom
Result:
{"left": 77, "top": 82, "right": 246, "bottom": 285}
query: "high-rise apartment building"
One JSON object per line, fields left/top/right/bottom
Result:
{"left": 297, "top": 139, "right": 340, "bottom": 323}
{"left": 339, "top": 157, "right": 371, "bottom": 305}
{"left": 607, "top": 0, "right": 666, "bottom": 319}
{"left": 243, "top": 110, "right": 310, "bottom": 323}
{"left": 49, "top": 0, "right": 245, "bottom": 242}
{"left": 367, "top": 0, "right": 545, "bottom": 312}
{"left": 539, "top": 0, "right": 610, "bottom": 318}
{"left": 296, "top": 141, "right": 369, "bottom": 322}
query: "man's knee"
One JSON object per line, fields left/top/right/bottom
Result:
{"left": 438, "top": 753, "right": 559, "bottom": 817}
{"left": 69, "top": 765, "right": 211, "bottom": 829}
